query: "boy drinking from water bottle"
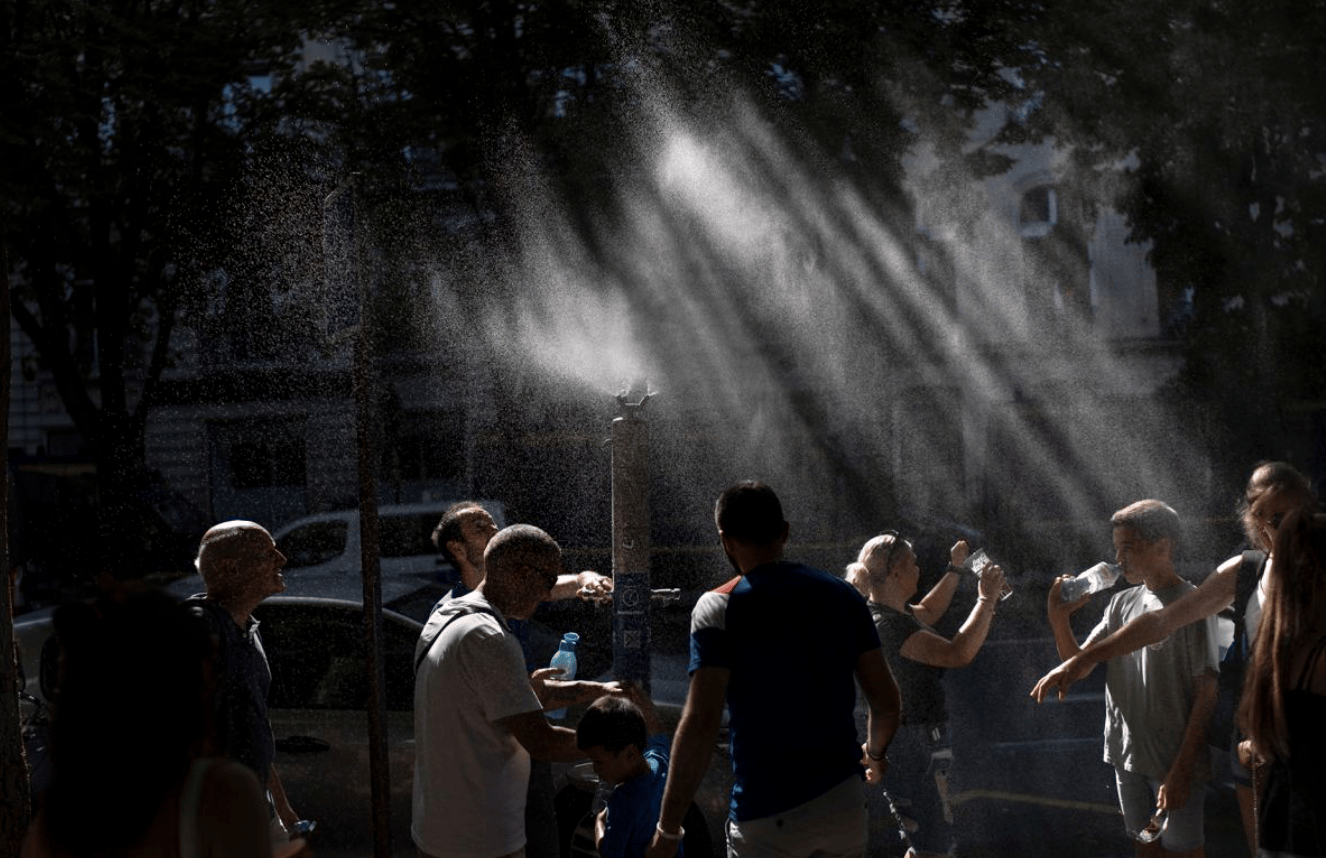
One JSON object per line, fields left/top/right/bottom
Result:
{"left": 1045, "top": 499, "right": 1219, "bottom": 858}
{"left": 576, "top": 686, "right": 680, "bottom": 858}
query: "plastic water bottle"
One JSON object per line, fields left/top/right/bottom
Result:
{"left": 546, "top": 633, "right": 579, "bottom": 719}
{"left": 1060, "top": 562, "right": 1121, "bottom": 602}
{"left": 963, "top": 548, "right": 1013, "bottom": 601}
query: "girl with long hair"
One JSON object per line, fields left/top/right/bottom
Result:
{"left": 1237, "top": 510, "right": 1326, "bottom": 857}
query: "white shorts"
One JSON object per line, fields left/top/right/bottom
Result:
{"left": 726, "top": 775, "right": 866, "bottom": 858}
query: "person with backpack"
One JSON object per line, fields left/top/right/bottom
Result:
{"left": 412, "top": 524, "right": 624, "bottom": 858}
{"left": 1237, "top": 509, "right": 1326, "bottom": 857}
{"left": 1032, "top": 461, "right": 1318, "bottom": 855}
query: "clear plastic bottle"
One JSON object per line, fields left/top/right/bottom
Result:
{"left": 964, "top": 548, "right": 1014, "bottom": 600}
{"left": 1059, "top": 562, "right": 1121, "bottom": 602}
{"left": 546, "top": 632, "right": 579, "bottom": 719}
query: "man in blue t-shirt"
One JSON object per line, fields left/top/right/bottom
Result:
{"left": 647, "top": 481, "right": 901, "bottom": 858}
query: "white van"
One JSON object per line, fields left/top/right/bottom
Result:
{"left": 166, "top": 500, "right": 506, "bottom": 618}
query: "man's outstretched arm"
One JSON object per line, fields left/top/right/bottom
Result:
{"left": 644, "top": 666, "right": 729, "bottom": 858}
{"left": 1031, "top": 558, "right": 1239, "bottom": 703}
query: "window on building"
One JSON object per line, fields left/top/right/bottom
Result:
{"left": 1020, "top": 186, "right": 1057, "bottom": 238}
{"left": 382, "top": 410, "right": 465, "bottom": 483}
{"left": 1020, "top": 184, "right": 1091, "bottom": 324}
{"left": 231, "top": 437, "right": 307, "bottom": 488}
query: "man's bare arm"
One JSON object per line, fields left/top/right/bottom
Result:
{"left": 500, "top": 710, "right": 584, "bottom": 762}
{"left": 1032, "top": 557, "right": 1240, "bottom": 703}
{"left": 644, "top": 666, "right": 730, "bottom": 858}
{"left": 1160, "top": 671, "right": 1217, "bottom": 811}
{"left": 529, "top": 670, "right": 623, "bottom": 711}
{"left": 1046, "top": 577, "right": 1090, "bottom": 664}
{"left": 268, "top": 762, "right": 298, "bottom": 826}
{"left": 855, "top": 647, "right": 901, "bottom": 783}
{"left": 550, "top": 571, "right": 613, "bottom": 602}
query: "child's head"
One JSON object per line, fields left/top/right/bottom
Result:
{"left": 1110, "top": 499, "right": 1180, "bottom": 581}
{"left": 576, "top": 696, "right": 649, "bottom": 785}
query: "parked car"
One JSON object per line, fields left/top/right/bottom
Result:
{"left": 259, "top": 597, "right": 420, "bottom": 857}
{"left": 164, "top": 500, "right": 506, "bottom": 617}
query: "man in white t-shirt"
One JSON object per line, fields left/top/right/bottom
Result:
{"left": 412, "top": 524, "right": 619, "bottom": 858}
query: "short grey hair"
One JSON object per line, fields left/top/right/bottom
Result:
{"left": 484, "top": 524, "right": 560, "bottom": 581}
{"left": 1110, "top": 500, "right": 1180, "bottom": 547}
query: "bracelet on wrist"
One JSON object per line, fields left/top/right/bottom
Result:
{"left": 945, "top": 564, "right": 964, "bottom": 575}
{"left": 867, "top": 747, "right": 887, "bottom": 761}
{"left": 656, "top": 822, "right": 684, "bottom": 841}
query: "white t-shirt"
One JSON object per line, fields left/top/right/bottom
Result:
{"left": 1244, "top": 561, "right": 1271, "bottom": 644}
{"left": 412, "top": 593, "right": 543, "bottom": 858}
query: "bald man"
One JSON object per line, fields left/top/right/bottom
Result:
{"left": 188, "top": 520, "right": 300, "bottom": 840}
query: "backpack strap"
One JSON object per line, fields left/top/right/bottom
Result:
{"left": 414, "top": 603, "right": 499, "bottom": 673}
{"left": 1229, "top": 549, "right": 1267, "bottom": 659}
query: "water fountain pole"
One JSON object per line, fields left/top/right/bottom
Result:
{"left": 611, "top": 379, "right": 653, "bottom": 691}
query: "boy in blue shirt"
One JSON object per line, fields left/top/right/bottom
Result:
{"left": 576, "top": 687, "right": 680, "bottom": 858}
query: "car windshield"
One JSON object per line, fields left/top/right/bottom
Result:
{"left": 278, "top": 521, "right": 349, "bottom": 569}
{"left": 380, "top": 514, "right": 442, "bottom": 559}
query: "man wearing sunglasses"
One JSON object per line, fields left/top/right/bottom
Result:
{"left": 413, "top": 524, "right": 624, "bottom": 858}
{"left": 431, "top": 501, "right": 616, "bottom": 858}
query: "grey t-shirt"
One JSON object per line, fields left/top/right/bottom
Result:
{"left": 1085, "top": 580, "right": 1219, "bottom": 782}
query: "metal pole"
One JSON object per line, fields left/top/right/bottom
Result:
{"left": 325, "top": 176, "right": 392, "bottom": 858}
{"left": 611, "top": 380, "right": 652, "bottom": 691}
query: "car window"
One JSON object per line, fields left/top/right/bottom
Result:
{"left": 259, "top": 602, "right": 418, "bottom": 711}
{"left": 278, "top": 521, "right": 350, "bottom": 569}
{"left": 380, "top": 513, "right": 441, "bottom": 559}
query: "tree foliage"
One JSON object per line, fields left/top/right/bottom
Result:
{"left": 1006, "top": 0, "right": 1326, "bottom": 464}
{"left": 0, "top": 0, "right": 336, "bottom": 575}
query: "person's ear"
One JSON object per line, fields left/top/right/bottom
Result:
{"left": 1156, "top": 537, "right": 1174, "bottom": 561}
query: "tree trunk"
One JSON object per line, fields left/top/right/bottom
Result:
{"left": 1, "top": 239, "right": 32, "bottom": 856}
{"left": 91, "top": 416, "right": 154, "bottom": 581}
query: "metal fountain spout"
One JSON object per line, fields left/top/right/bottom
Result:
{"left": 616, "top": 377, "right": 653, "bottom": 416}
